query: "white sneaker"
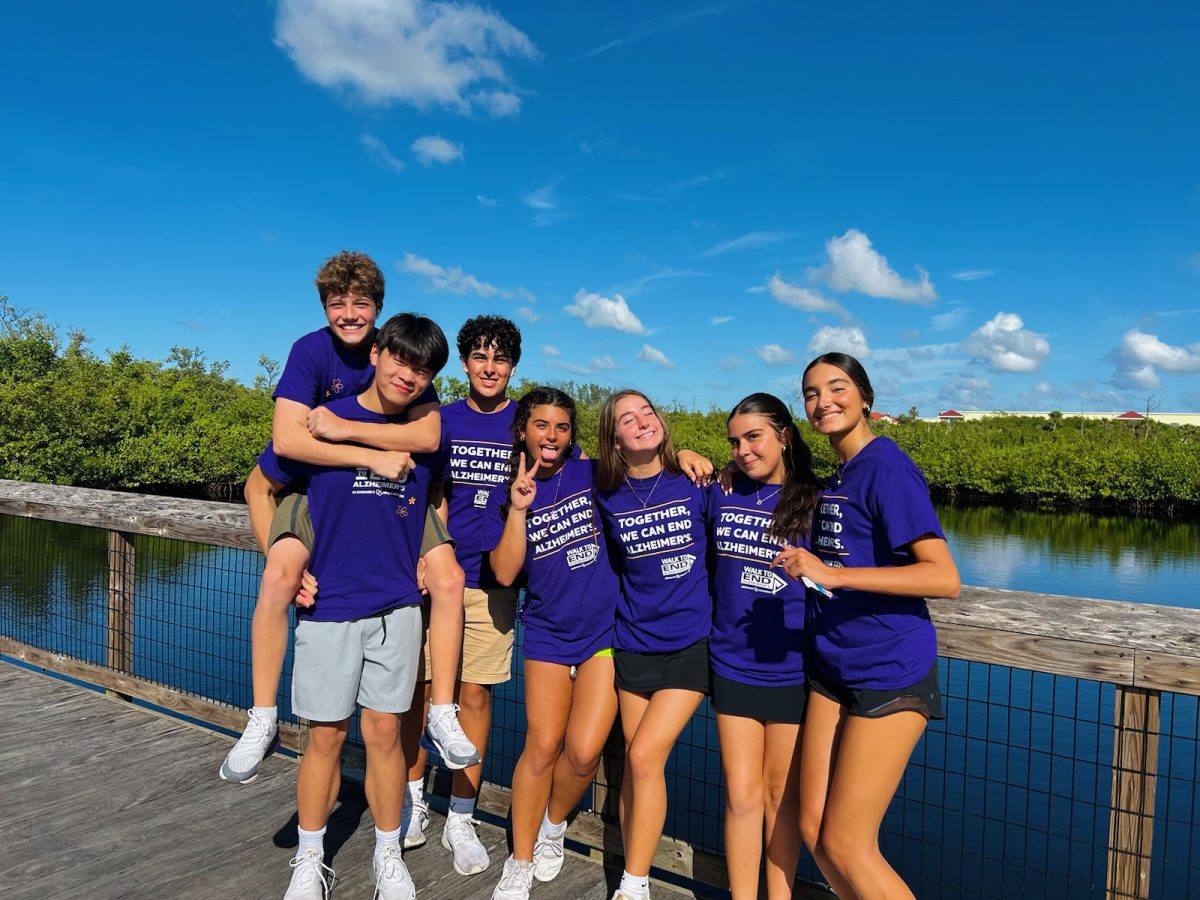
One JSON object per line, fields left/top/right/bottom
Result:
{"left": 220, "top": 708, "right": 280, "bottom": 784}
{"left": 371, "top": 845, "right": 416, "bottom": 900}
{"left": 401, "top": 795, "right": 429, "bottom": 849}
{"left": 491, "top": 856, "right": 533, "bottom": 900}
{"left": 532, "top": 826, "right": 565, "bottom": 882}
{"left": 425, "top": 705, "right": 481, "bottom": 769}
{"left": 282, "top": 848, "right": 335, "bottom": 900}
{"left": 442, "top": 810, "right": 490, "bottom": 875}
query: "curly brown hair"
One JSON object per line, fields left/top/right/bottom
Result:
{"left": 314, "top": 251, "right": 385, "bottom": 310}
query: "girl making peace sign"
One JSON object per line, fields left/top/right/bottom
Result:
{"left": 486, "top": 387, "right": 621, "bottom": 900}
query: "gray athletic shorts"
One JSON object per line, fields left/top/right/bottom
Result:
{"left": 292, "top": 605, "right": 423, "bottom": 722}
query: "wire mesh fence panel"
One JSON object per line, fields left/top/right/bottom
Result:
{"left": 3, "top": 512, "right": 1200, "bottom": 898}
{"left": 0, "top": 516, "right": 108, "bottom": 666}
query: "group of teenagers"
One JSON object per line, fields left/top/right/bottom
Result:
{"left": 220, "top": 251, "right": 961, "bottom": 900}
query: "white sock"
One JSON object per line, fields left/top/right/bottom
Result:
{"left": 252, "top": 705, "right": 278, "bottom": 724}
{"left": 449, "top": 794, "right": 476, "bottom": 816}
{"left": 428, "top": 702, "right": 454, "bottom": 723}
{"left": 619, "top": 871, "right": 650, "bottom": 897}
{"left": 297, "top": 825, "right": 325, "bottom": 856}
{"left": 541, "top": 810, "right": 567, "bottom": 838}
{"left": 406, "top": 778, "right": 425, "bottom": 804}
{"left": 375, "top": 826, "right": 401, "bottom": 855}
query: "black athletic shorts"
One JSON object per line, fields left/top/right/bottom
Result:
{"left": 808, "top": 661, "right": 944, "bottom": 720}
{"left": 614, "top": 638, "right": 709, "bottom": 695}
{"left": 710, "top": 672, "right": 807, "bottom": 724}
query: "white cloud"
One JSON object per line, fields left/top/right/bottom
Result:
{"left": 360, "top": 134, "right": 406, "bottom": 173}
{"left": 542, "top": 345, "right": 560, "bottom": 357}
{"left": 591, "top": 354, "right": 620, "bottom": 370}
{"left": 564, "top": 290, "right": 645, "bottom": 334}
{"left": 1115, "top": 329, "right": 1200, "bottom": 389}
{"left": 710, "top": 315, "right": 734, "bottom": 326}
{"left": 638, "top": 344, "right": 674, "bottom": 368}
{"left": 720, "top": 355, "right": 747, "bottom": 370}
{"left": 807, "top": 326, "right": 871, "bottom": 359}
{"left": 521, "top": 180, "right": 572, "bottom": 226}
{"left": 939, "top": 373, "right": 993, "bottom": 408}
{"left": 516, "top": 306, "right": 540, "bottom": 323}
{"left": 766, "top": 273, "right": 848, "bottom": 318}
{"left": 399, "top": 252, "right": 535, "bottom": 302}
{"left": 274, "top": 0, "right": 536, "bottom": 115}
{"left": 614, "top": 267, "right": 708, "bottom": 298}
{"left": 471, "top": 89, "right": 522, "bottom": 117}
{"left": 476, "top": 194, "right": 497, "bottom": 207}
{"left": 809, "top": 229, "right": 936, "bottom": 303}
{"left": 700, "top": 231, "right": 789, "bottom": 258}
{"left": 572, "top": 5, "right": 729, "bottom": 62}
{"left": 932, "top": 306, "right": 968, "bottom": 332}
{"left": 950, "top": 269, "right": 998, "bottom": 282}
{"left": 400, "top": 253, "right": 495, "bottom": 297}
{"left": 756, "top": 344, "right": 797, "bottom": 365}
{"left": 962, "top": 312, "right": 1050, "bottom": 373}
{"left": 411, "top": 135, "right": 463, "bottom": 167}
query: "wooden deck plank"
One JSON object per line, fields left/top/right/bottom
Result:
{"left": 0, "top": 663, "right": 618, "bottom": 900}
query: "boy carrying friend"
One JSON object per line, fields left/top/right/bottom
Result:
{"left": 282, "top": 313, "right": 450, "bottom": 900}
{"left": 222, "top": 251, "right": 476, "bottom": 786}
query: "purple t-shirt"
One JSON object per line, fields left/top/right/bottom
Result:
{"left": 808, "top": 436, "right": 944, "bottom": 691}
{"left": 257, "top": 443, "right": 306, "bottom": 489}
{"left": 299, "top": 396, "right": 432, "bottom": 623}
{"left": 483, "top": 458, "right": 618, "bottom": 665}
{"left": 439, "top": 399, "right": 517, "bottom": 589}
{"left": 274, "top": 327, "right": 375, "bottom": 407}
{"left": 596, "top": 471, "right": 712, "bottom": 653}
{"left": 261, "top": 325, "right": 437, "bottom": 476}
{"left": 707, "top": 476, "right": 807, "bottom": 687}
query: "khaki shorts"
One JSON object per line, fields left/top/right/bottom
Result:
{"left": 268, "top": 489, "right": 451, "bottom": 557}
{"left": 416, "top": 585, "right": 518, "bottom": 686}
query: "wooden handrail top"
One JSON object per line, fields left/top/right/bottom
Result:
{"left": 0, "top": 478, "right": 254, "bottom": 551}
{"left": 4, "top": 479, "right": 1200, "bottom": 686}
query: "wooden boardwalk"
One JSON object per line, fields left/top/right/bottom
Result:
{"left": 0, "top": 663, "right": 625, "bottom": 900}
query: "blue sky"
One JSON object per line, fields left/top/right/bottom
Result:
{"left": 2, "top": 1, "right": 1198, "bottom": 416}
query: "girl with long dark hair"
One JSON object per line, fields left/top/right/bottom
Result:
{"left": 708, "top": 392, "right": 820, "bottom": 899}
{"left": 775, "top": 353, "right": 960, "bottom": 899}
{"left": 486, "top": 387, "right": 620, "bottom": 900}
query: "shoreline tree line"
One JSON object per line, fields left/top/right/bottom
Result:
{"left": 3, "top": 299, "right": 1197, "bottom": 518}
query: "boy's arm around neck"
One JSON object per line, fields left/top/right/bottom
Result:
{"left": 271, "top": 397, "right": 409, "bottom": 478}
{"left": 305, "top": 400, "right": 441, "bottom": 453}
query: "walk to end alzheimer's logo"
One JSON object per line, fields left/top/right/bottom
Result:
{"left": 740, "top": 566, "right": 788, "bottom": 595}
{"left": 566, "top": 542, "right": 599, "bottom": 570}
{"left": 660, "top": 553, "right": 696, "bottom": 579}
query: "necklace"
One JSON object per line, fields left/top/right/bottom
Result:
{"left": 624, "top": 470, "right": 663, "bottom": 509}
{"left": 755, "top": 482, "right": 782, "bottom": 506}
{"left": 546, "top": 465, "right": 566, "bottom": 505}
{"left": 834, "top": 434, "right": 873, "bottom": 487}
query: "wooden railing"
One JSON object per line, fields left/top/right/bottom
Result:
{"left": 3, "top": 478, "right": 1199, "bottom": 898}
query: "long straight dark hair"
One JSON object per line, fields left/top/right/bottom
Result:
{"left": 727, "top": 392, "right": 820, "bottom": 543}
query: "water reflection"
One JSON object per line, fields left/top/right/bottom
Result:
{"left": 940, "top": 504, "right": 1200, "bottom": 608}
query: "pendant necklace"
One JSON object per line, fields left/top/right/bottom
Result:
{"left": 755, "top": 482, "right": 782, "bottom": 506}
{"left": 624, "top": 469, "right": 663, "bottom": 509}
{"left": 834, "top": 434, "right": 873, "bottom": 487}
